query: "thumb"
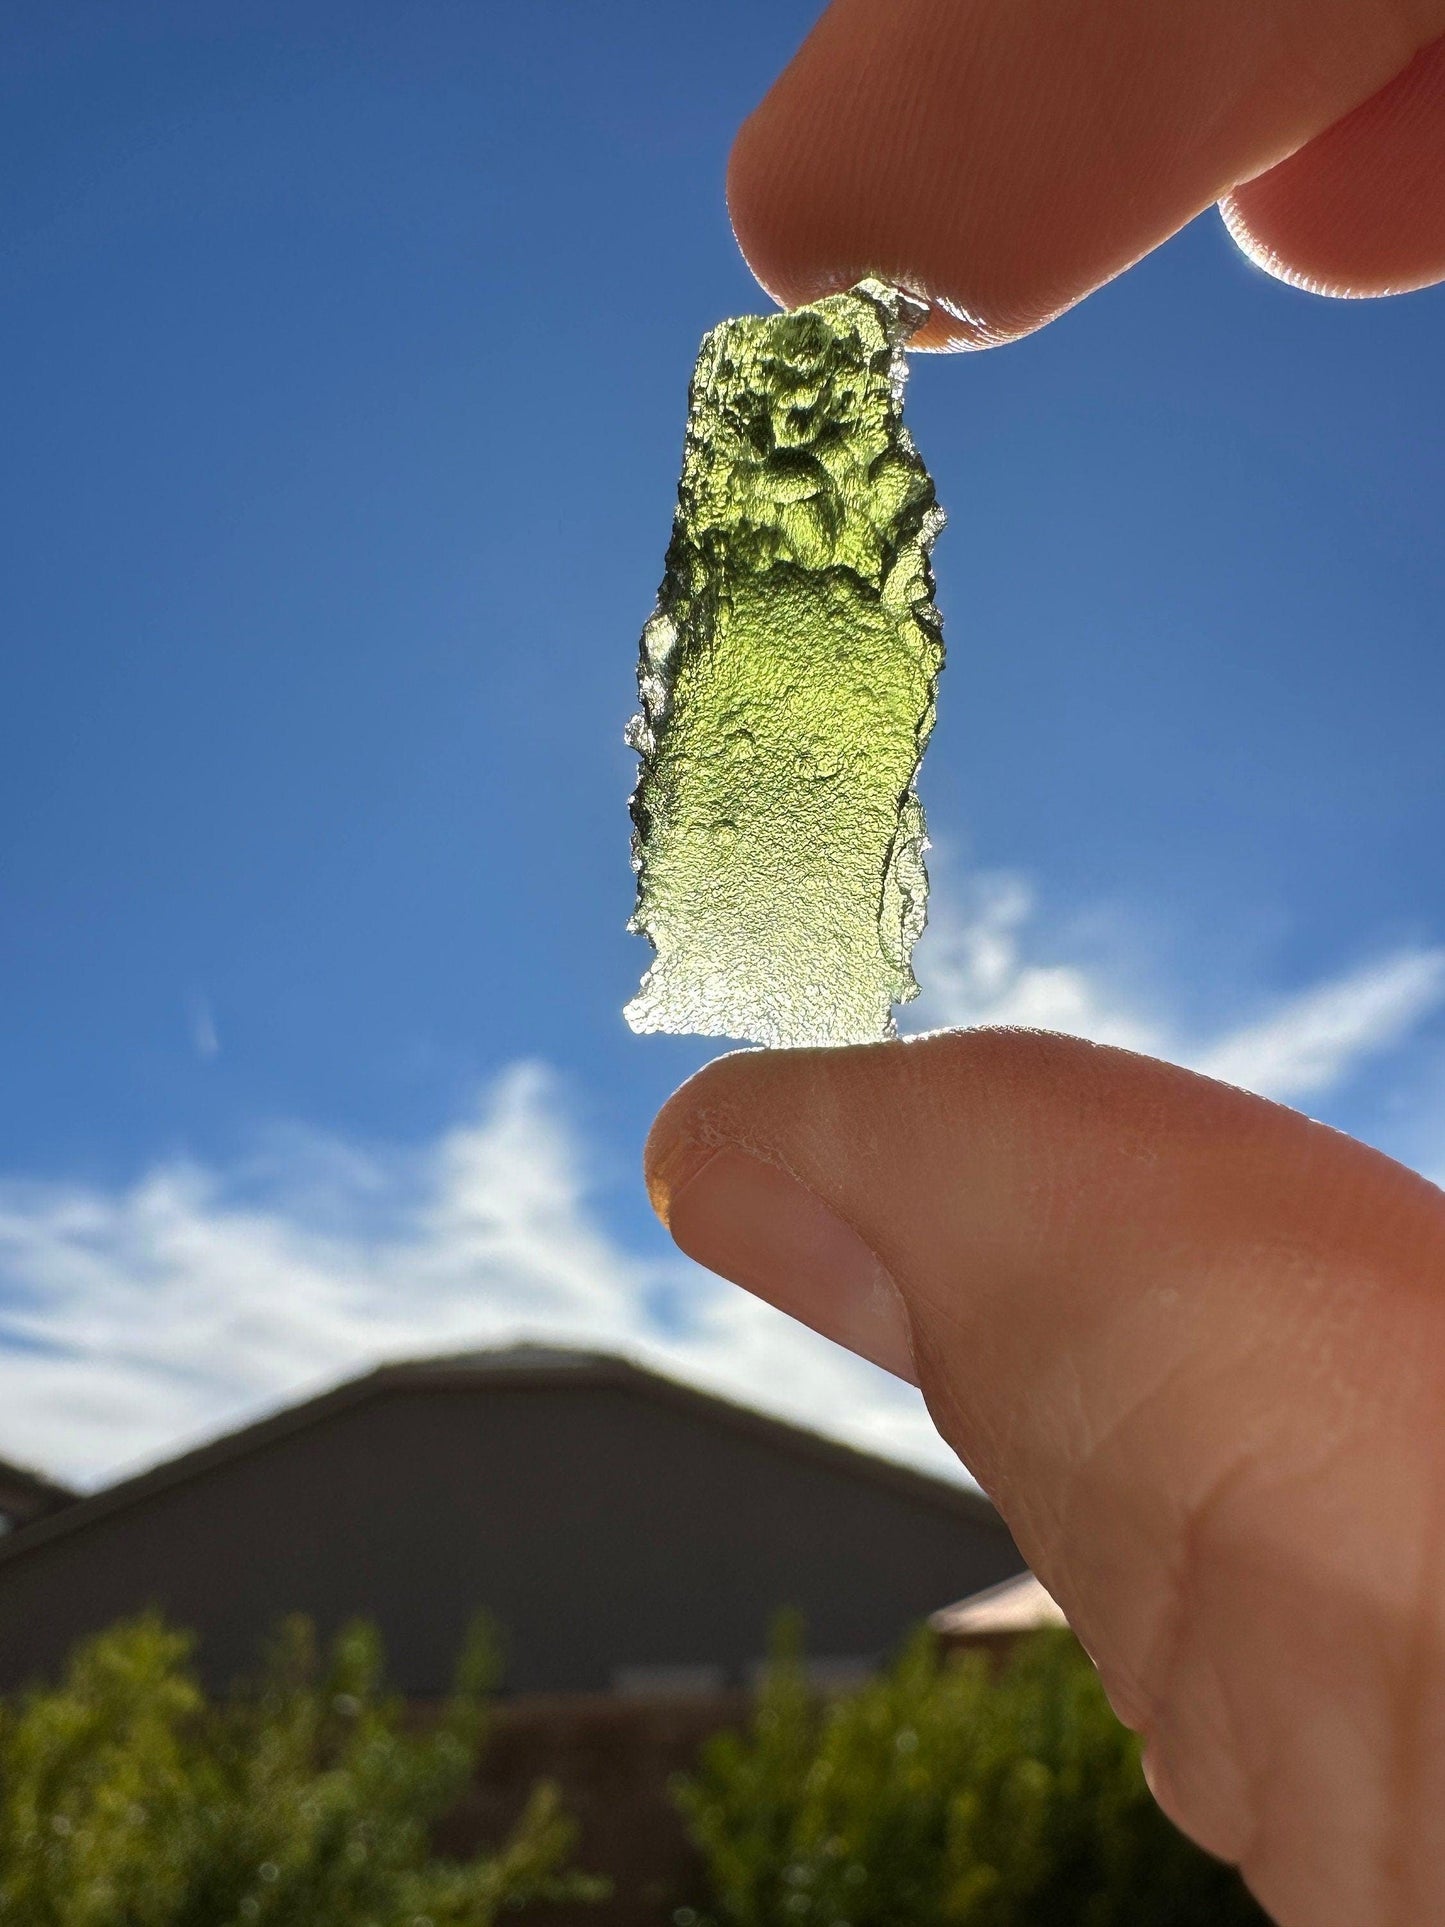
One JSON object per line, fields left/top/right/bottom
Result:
{"left": 645, "top": 1029, "right": 1445, "bottom": 1927}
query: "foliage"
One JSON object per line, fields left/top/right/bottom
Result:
{"left": 674, "top": 1620, "right": 1267, "bottom": 1927}
{"left": 0, "top": 1612, "right": 605, "bottom": 1926}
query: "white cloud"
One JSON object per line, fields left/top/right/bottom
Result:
{"left": 1191, "top": 950, "right": 1445, "bottom": 1100}
{"left": 908, "top": 873, "right": 1165, "bottom": 1055}
{"left": 909, "top": 868, "right": 1445, "bottom": 1105}
{"left": 1, "top": 869, "right": 1440, "bottom": 1496}
{"left": 187, "top": 994, "right": 220, "bottom": 1061}
{"left": 0, "top": 1064, "right": 946, "bottom": 1491}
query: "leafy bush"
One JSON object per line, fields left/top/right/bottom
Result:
{"left": 674, "top": 1622, "right": 1267, "bottom": 1927}
{"left": 0, "top": 1612, "right": 604, "bottom": 1926}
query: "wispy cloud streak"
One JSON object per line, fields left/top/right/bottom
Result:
{"left": 1191, "top": 950, "right": 1445, "bottom": 1101}
{"left": 187, "top": 994, "right": 220, "bottom": 1061}
{"left": 909, "top": 868, "right": 1445, "bottom": 1104}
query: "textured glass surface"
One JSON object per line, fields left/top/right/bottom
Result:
{"left": 625, "top": 279, "right": 944, "bottom": 1048}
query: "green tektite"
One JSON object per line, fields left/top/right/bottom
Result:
{"left": 626, "top": 279, "right": 945, "bottom": 1049}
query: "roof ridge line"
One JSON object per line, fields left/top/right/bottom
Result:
{"left": 0, "top": 1344, "right": 1004, "bottom": 1566}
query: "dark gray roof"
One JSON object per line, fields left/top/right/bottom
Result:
{"left": 405, "top": 1343, "right": 618, "bottom": 1374}
{"left": 0, "top": 1457, "right": 75, "bottom": 1520}
{"left": 0, "top": 1345, "right": 1001, "bottom": 1569}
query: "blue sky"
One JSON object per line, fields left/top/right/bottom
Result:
{"left": 3, "top": 0, "right": 1444, "bottom": 1485}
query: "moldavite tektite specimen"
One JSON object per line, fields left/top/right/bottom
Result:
{"left": 625, "top": 278, "right": 945, "bottom": 1049}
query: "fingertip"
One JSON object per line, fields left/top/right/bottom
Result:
{"left": 643, "top": 1130, "right": 713, "bottom": 1232}
{"left": 1217, "top": 190, "right": 1310, "bottom": 290}
{"left": 643, "top": 1047, "right": 763, "bottom": 1228}
{"left": 723, "top": 110, "right": 796, "bottom": 309}
{"left": 1218, "top": 35, "right": 1445, "bottom": 299}
{"left": 727, "top": 0, "right": 1445, "bottom": 350}
{"left": 723, "top": 10, "right": 1048, "bottom": 351}
{"left": 644, "top": 1081, "right": 708, "bottom": 1230}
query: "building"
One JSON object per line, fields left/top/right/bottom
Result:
{"left": 0, "top": 1344, "right": 1024, "bottom": 1697}
{"left": 930, "top": 1570, "right": 1069, "bottom": 1656}
{"left": 0, "top": 1456, "right": 74, "bottom": 1537}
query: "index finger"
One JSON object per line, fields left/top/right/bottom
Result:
{"left": 728, "top": 0, "right": 1445, "bottom": 347}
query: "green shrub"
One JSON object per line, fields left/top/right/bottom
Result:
{"left": 0, "top": 1612, "right": 605, "bottom": 1926}
{"left": 674, "top": 1621, "right": 1266, "bottom": 1927}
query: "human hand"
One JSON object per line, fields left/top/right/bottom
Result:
{"left": 647, "top": 1034, "right": 1445, "bottom": 1925}
{"left": 726, "top": 0, "right": 1445, "bottom": 349}
{"left": 647, "top": 10, "right": 1445, "bottom": 1921}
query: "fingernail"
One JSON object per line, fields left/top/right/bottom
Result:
{"left": 662, "top": 1146, "right": 918, "bottom": 1384}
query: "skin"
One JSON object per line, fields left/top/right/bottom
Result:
{"left": 646, "top": 8, "right": 1445, "bottom": 1922}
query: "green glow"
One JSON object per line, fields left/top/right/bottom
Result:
{"left": 626, "top": 280, "right": 944, "bottom": 1049}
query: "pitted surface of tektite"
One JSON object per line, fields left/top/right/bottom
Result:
{"left": 625, "top": 280, "right": 945, "bottom": 1048}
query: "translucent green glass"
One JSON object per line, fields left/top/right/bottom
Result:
{"left": 626, "top": 279, "right": 945, "bottom": 1048}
